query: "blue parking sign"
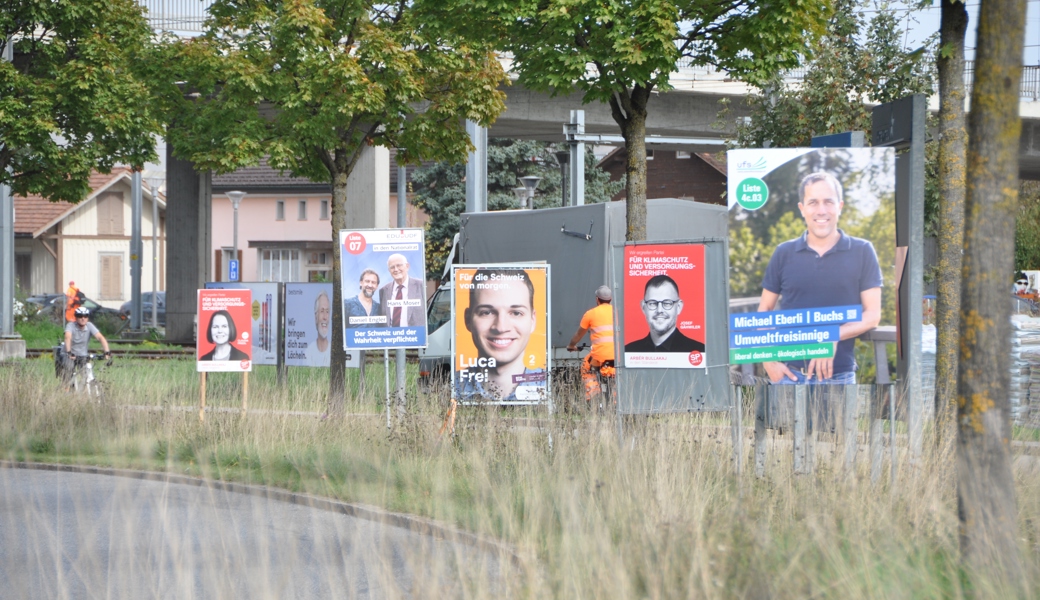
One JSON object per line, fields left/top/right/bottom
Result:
{"left": 228, "top": 259, "right": 239, "bottom": 282}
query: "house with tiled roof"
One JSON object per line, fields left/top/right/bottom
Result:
{"left": 14, "top": 167, "right": 165, "bottom": 306}
{"left": 210, "top": 153, "right": 426, "bottom": 283}
{"left": 598, "top": 148, "right": 727, "bottom": 205}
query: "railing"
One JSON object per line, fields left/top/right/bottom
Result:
{"left": 139, "top": 0, "right": 212, "bottom": 34}
{"left": 676, "top": 56, "right": 1040, "bottom": 102}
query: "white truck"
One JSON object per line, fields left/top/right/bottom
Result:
{"left": 418, "top": 199, "right": 729, "bottom": 384}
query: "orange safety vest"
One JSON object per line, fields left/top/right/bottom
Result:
{"left": 65, "top": 285, "right": 81, "bottom": 322}
{"left": 580, "top": 303, "right": 615, "bottom": 364}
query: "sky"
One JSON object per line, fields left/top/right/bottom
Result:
{"left": 885, "top": 0, "right": 1040, "bottom": 65}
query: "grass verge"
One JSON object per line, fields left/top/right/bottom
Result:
{"left": 1, "top": 359, "right": 1038, "bottom": 597}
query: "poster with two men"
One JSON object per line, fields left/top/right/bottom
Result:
{"left": 339, "top": 228, "right": 427, "bottom": 351}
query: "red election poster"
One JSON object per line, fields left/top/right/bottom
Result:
{"left": 622, "top": 244, "right": 706, "bottom": 369}
{"left": 197, "top": 289, "right": 253, "bottom": 372}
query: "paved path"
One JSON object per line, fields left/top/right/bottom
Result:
{"left": 0, "top": 466, "right": 505, "bottom": 599}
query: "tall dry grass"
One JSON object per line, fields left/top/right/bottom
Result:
{"left": 1, "top": 358, "right": 1039, "bottom": 598}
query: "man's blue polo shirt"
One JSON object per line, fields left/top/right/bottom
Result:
{"left": 761, "top": 230, "right": 882, "bottom": 374}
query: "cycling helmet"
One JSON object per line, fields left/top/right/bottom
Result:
{"left": 73, "top": 306, "right": 90, "bottom": 317}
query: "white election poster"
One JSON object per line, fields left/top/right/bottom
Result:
{"left": 284, "top": 282, "right": 359, "bottom": 368}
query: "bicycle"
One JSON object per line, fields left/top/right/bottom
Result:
{"left": 575, "top": 344, "right": 617, "bottom": 413}
{"left": 55, "top": 348, "right": 110, "bottom": 400}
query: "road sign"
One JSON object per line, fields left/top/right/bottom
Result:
{"left": 229, "top": 259, "right": 239, "bottom": 282}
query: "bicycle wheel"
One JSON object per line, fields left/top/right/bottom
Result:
{"left": 89, "top": 380, "right": 105, "bottom": 402}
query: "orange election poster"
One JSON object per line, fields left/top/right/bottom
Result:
{"left": 452, "top": 265, "right": 549, "bottom": 403}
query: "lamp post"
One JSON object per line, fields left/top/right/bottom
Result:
{"left": 146, "top": 176, "right": 164, "bottom": 327}
{"left": 512, "top": 187, "right": 527, "bottom": 209}
{"left": 225, "top": 191, "right": 246, "bottom": 282}
{"left": 555, "top": 150, "right": 569, "bottom": 207}
{"left": 519, "top": 176, "right": 541, "bottom": 210}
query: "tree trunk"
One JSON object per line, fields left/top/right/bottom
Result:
{"left": 957, "top": 0, "right": 1026, "bottom": 587}
{"left": 609, "top": 85, "right": 651, "bottom": 242}
{"left": 933, "top": 0, "right": 969, "bottom": 424}
{"left": 327, "top": 150, "right": 349, "bottom": 415}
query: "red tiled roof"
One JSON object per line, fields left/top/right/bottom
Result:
{"left": 695, "top": 152, "right": 727, "bottom": 176}
{"left": 14, "top": 167, "right": 133, "bottom": 237}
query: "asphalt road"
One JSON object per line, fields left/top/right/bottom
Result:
{"left": 0, "top": 467, "right": 504, "bottom": 599}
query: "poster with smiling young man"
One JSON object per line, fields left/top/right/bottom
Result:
{"left": 451, "top": 264, "right": 550, "bottom": 404}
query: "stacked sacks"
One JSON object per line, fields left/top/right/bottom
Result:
{"left": 1010, "top": 315, "right": 1040, "bottom": 424}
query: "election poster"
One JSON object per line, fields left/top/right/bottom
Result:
{"left": 622, "top": 244, "right": 706, "bottom": 369}
{"left": 339, "top": 228, "right": 428, "bottom": 351}
{"left": 451, "top": 264, "right": 550, "bottom": 404}
{"left": 284, "top": 283, "right": 360, "bottom": 368}
{"left": 197, "top": 288, "right": 253, "bottom": 372}
{"left": 205, "top": 282, "right": 280, "bottom": 366}
{"left": 726, "top": 148, "right": 895, "bottom": 382}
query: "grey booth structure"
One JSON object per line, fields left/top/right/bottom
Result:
{"left": 421, "top": 198, "right": 731, "bottom": 415}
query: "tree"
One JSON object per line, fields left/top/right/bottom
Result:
{"left": 732, "top": 0, "right": 935, "bottom": 149}
{"left": 0, "top": 0, "right": 160, "bottom": 201}
{"left": 956, "top": 0, "right": 1026, "bottom": 587}
{"left": 933, "top": 0, "right": 969, "bottom": 423}
{"left": 1014, "top": 181, "right": 1040, "bottom": 271}
{"left": 412, "top": 140, "right": 622, "bottom": 280}
{"left": 497, "top": 0, "right": 827, "bottom": 241}
{"left": 160, "top": 1, "right": 506, "bottom": 411}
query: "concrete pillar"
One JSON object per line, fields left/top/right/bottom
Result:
{"left": 568, "top": 110, "right": 585, "bottom": 206}
{"left": 344, "top": 145, "right": 390, "bottom": 229}
{"left": 465, "top": 120, "right": 487, "bottom": 213}
{"left": 165, "top": 145, "right": 211, "bottom": 343}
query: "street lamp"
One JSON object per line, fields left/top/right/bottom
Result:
{"left": 519, "top": 176, "right": 541, "bottom": 210}
{"left": 512, "top": 187, "right": 528, "bottom": 209}
{"left": 555, "top": 150, "right": 570, "bottom": 207}
{"left": 225, "top": 191, "right": 246, "bottom": 281}
{"left": 145, "top": 176, "right": 164, "bottom": 327}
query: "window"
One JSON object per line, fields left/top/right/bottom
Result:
{"left": 97, "top": 193, "right": 125, "bottom": 235}
{"left": 15, "top": 254, "right": 30, "bottom": 293}
{"left": 307, "top": 251, "right": 331, "bottom": 282}
{"left": 645, "top": 150, "right": 654, "bottom": 160}
{"left": 320, "top": 199, "right": 329, "bottom": 220}
{"left": 275, "top": 200, "right": 285, "bottom": 221}
{"left": 260, "top": 249, "right": 299, "bottom": 282}
{"left": 298, "top": 200, "right": 307, "bottom": 220}
{"left": 676, "top": 151, "right": 691, "bottom": 159}
{"left": 99, "top": 253, "right": 123, "bottom": 300}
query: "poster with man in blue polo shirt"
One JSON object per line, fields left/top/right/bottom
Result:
{"left": 727, "top": 148, "right": 895, "bottom": 384}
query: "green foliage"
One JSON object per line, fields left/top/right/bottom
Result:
{"left": 489, "top": 0, "right": 828, "bottom": 239}
{"left": 14, "top": 318, "right": 64, "bottom": 348}
{"left": 158, "top": 0, "right": 507, "bottom": 179}
{"left": 732, "top": 0, "right": 935, "bottom": 148}
{"left": 411, "top": 141, "right": 622, "bottom": 280}
{"left": 0, "top": 0, "right": 161, "bottom": 202}
{"left": 500, "top": 0, "right": 828, "bottom": 100}
{"left": 1015, "top": 181, "right": 1040, "bottom": 271}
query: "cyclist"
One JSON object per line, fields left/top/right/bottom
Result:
{"left": 64, "top": 306, "right": 112, "bottom": 383}
{"left": 567, "top": 285, "right": 616, "bottom": 403}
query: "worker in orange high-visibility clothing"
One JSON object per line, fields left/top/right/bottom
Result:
{"left": 567, "top": 285, "right": 616, "bottom": 403}
{"left": 64, "top": 281, "right": 85, "bottom": 323}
